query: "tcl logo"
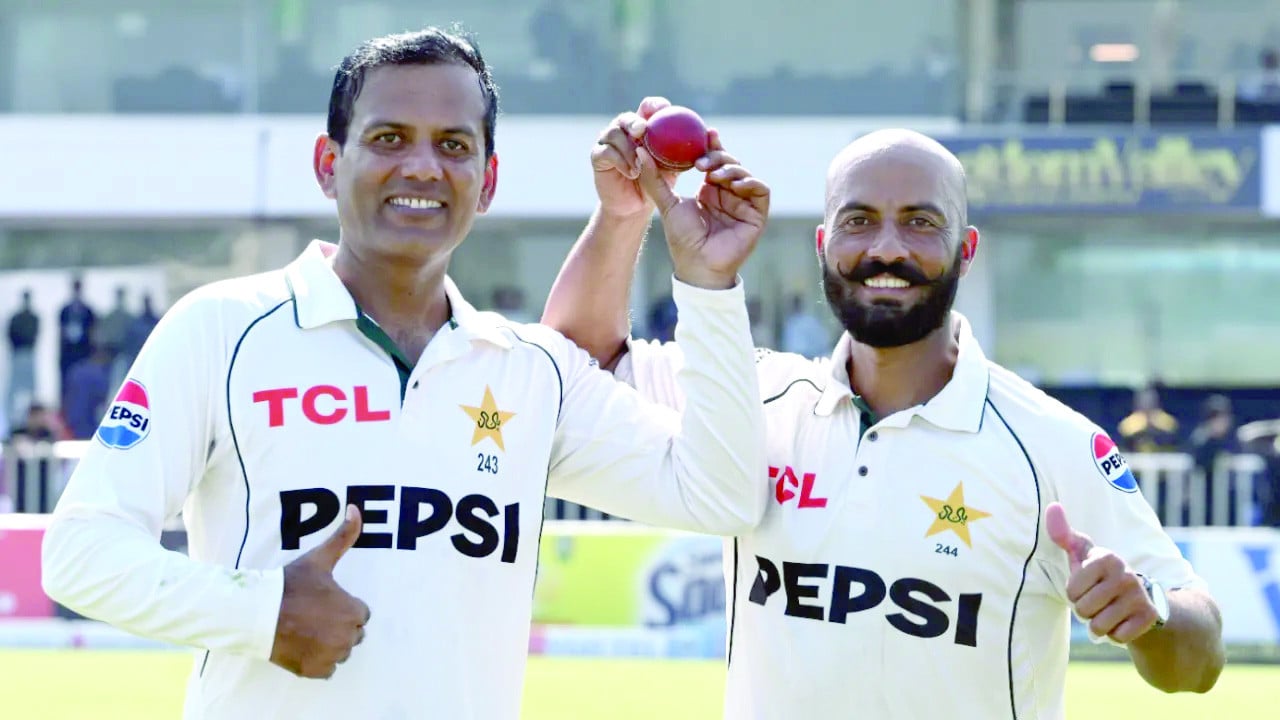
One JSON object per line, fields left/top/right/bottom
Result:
{"left": 771, "top": 465, "right": 827, "bottom": 508}
{"left": 253, "top": 385, "right": 391, "bottom": 427}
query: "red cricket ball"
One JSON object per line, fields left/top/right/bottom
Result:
{"left": 642, "top": 106, "right": 709, "bottom": 172}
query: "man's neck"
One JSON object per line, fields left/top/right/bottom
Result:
{"left": 332, "top": 245, "right": 452, "bottom": 362}
{"left": 846, "top": 318, "right": 960, "bottom": 419}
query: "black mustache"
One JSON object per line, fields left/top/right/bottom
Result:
{"left": 837, "top": 260, "right": 932, "bottom": 285}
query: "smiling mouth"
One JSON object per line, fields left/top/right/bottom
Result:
{"left": 862, "top": 273, "right": 914, "bottom": 289}
{"left": 386, "top": 197, "right": 445, "bottom": 210}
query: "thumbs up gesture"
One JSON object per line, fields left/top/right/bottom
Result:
{"left": 1045, "top": 502, "right": 1161, "bottom": 644}
{"left": 270, "top": 505, "right": 372, "bottom": 678}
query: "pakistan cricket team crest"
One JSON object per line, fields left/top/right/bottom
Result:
{"left": 460, "top": 385, "right": 516, "bottom": 451}
{"left": 920, "top": 482, "right": 991, "bottom": 548}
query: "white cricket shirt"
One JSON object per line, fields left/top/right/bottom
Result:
{"left": 41, "top": 240, "right": 766, "bottom": 720}
{"left": 621, "top": 313, "right": 1203, "bottom": 720}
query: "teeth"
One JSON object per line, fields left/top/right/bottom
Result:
{"left": 864, "top": 275, "right": 911, "bottom": 289}
{"left": 389, "top": 197, "right": 443, "bottom": 209}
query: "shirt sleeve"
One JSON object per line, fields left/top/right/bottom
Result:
{"left": 41, "top": 292, "right": 283, "bottom": 660}
{"left": 1037, "top": 421, "right": 1205, "bottom": 646}
{"left": 545, "top": 277, "right": 768, "bottom": 535}
{"left": 613, "top": 333, "right": 687, "bottom": 409}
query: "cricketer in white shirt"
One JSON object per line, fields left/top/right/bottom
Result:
{"left": 40, "top": 240, "right": 767, "bottom": 719}
{"left": 616, "top": 314, "right": 1204, "bottom": 719}
{"left": 551, "top": 108, "right": 1220, "bottom": 718}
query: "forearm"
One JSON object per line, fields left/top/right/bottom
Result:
{"left": 546, "top": 279, "right": 767, "bottom": 534}
{"left": 1128, "top": 588, "right": 1225, "bottom": 693}
{"left": 42, "top": 511, "right": 283, "bottom": 657}
{"left": 543, "top": 205, "right": 651, "bottom": 368}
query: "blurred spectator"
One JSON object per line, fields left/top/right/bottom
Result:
{"left": 8, "top": 401, "right": 62, "bottom": 444}
{"left": 58, "top": 276, "right": 97, "bottom": 405}
{"left": 113, "top": 293, "right": 160, "bottom": 391}
{"left": 780, "top": 294, "right": 829, "bottom": 359}
{"left": 1238, "top": 48, "right": 1280, "bottom": 101}
{"left": 747, "top": 296, "right": 776, "bottom": 348}
{"left": 523, "top": 0, "right": 611, "bottom": 111}
{"left": 98, "top": 286, "right": 134, "bottom": 362}
{"left": 6, "top": 288, "right": 39, "bottom": 422}
{"left": 1190, "top": 395, "right": 1240, "bottom": 524}
{"left": 64, "top": 336, "right": 113, "bottom": 440}
{"left": 1240, "top": 421, "right": 1280, "bottom": 528}
{"left": 492, "top": 286, "right": 534, "bottom": 324}
{"left": 1262, "top": 438, "right": 1280, "bottom": 528}
{"left": 647, "top": 295, "right": 678, "bottom": 343}
{"left": 1190, "top": 395, "right": 1238, "bottom": 470}
{"left": 125, "top": 294, "right": 160, "bottom": 351}
{"left": 4, "top": 402, "right": 66, "bottom": 514}
{"left": 1117, "top": 384, "right": 1181, "bottom": 453}
{"left": 529, "top": 0, "right": 575, "bottom": 74}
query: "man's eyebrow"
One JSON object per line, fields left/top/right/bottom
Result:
{"left": 359, "top": 122, "right": 480, "bottom": 140}
{"left": 361, "top": 119, "right": 411, "bottom": 132}
{"left": 833, "top": 201, "right": 879, "bottom": 216}
{"left": 900, "top": 203, "right": 947, "bottom": 217}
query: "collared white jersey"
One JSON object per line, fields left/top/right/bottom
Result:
{"left": 42, "top": 241, "right": 766, "bottom": 720}
{"left": 621, "top": 313, "right": 1203, "bottom": 720}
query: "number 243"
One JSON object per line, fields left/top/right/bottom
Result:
{"left": 477, "top": 453, "right": 499, "bottom": 474}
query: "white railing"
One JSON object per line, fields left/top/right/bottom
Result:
{"left": 0, "top": 440, "right": 85, "bottom": 515}
{"left": 1127, "top": 452, "right": 1267, "bottom": 527}
{"left": 0, "top": 441, "right": 1270, "bottom": 527}
{"left": 970, "top": 70, "right": 1273, "bottom": 129}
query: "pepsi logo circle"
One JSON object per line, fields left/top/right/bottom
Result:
{"left": 1091, "top": 432, "right": 1137, "bottom": 493}
{"left": 97, "top": 379, "right": 152, "bottom": 449}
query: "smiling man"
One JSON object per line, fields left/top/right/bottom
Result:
{"left": 545, "top": 119, "right": 1226, "bottom": 719}
{"left": 41, "top": 29, "right": 772, "bottom": 720}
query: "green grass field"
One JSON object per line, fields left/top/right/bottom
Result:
{"left": 1, "top": 650, "right": 1274, "bottom": 718}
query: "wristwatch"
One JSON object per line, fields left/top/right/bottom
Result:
{"left": 1137, "top": 573, "right": 1170, "bottom": 629}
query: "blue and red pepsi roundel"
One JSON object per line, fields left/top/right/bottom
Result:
{"left": 97, "top": 379, "right": 152, "bottom": 449}
{"left": 1092, "top": 432, "right": 1137, "bottom": 493}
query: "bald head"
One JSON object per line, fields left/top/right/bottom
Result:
{"left": 824, "top": 129, "right": 968, "bottom": 227}
{"left": 817, "top": 130, "right": 976, "bottom": 349}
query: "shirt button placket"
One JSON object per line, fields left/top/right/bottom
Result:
{"left": 859, "top": 428, "right": 877, "bottom": 477}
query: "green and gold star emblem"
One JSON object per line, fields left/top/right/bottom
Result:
{"left": 920, "top": 482, "right": 992, "bottom": 548}
{"left": 460, "top": 385, "right": 516, "bottom": 451}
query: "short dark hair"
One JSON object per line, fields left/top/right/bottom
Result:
{"left": 327, "top": 26, "right": 500, "bottom": 159}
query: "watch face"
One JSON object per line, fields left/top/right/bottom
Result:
{"left": 1145, "top": 576, "right": 1170, "bottom": 625}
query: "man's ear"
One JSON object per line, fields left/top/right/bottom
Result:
{"left": 477, "top": 153, "right": 499, "bottom": 213}
{"left": 313, "top": 134, "right": 340, "bottom": 199}
{"left": 959, "top": 226, "right": 980, "bottom": 275}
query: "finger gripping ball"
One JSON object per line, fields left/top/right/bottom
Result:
{"left": 643, "top": 106, "right": 709, "bottom": 172}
